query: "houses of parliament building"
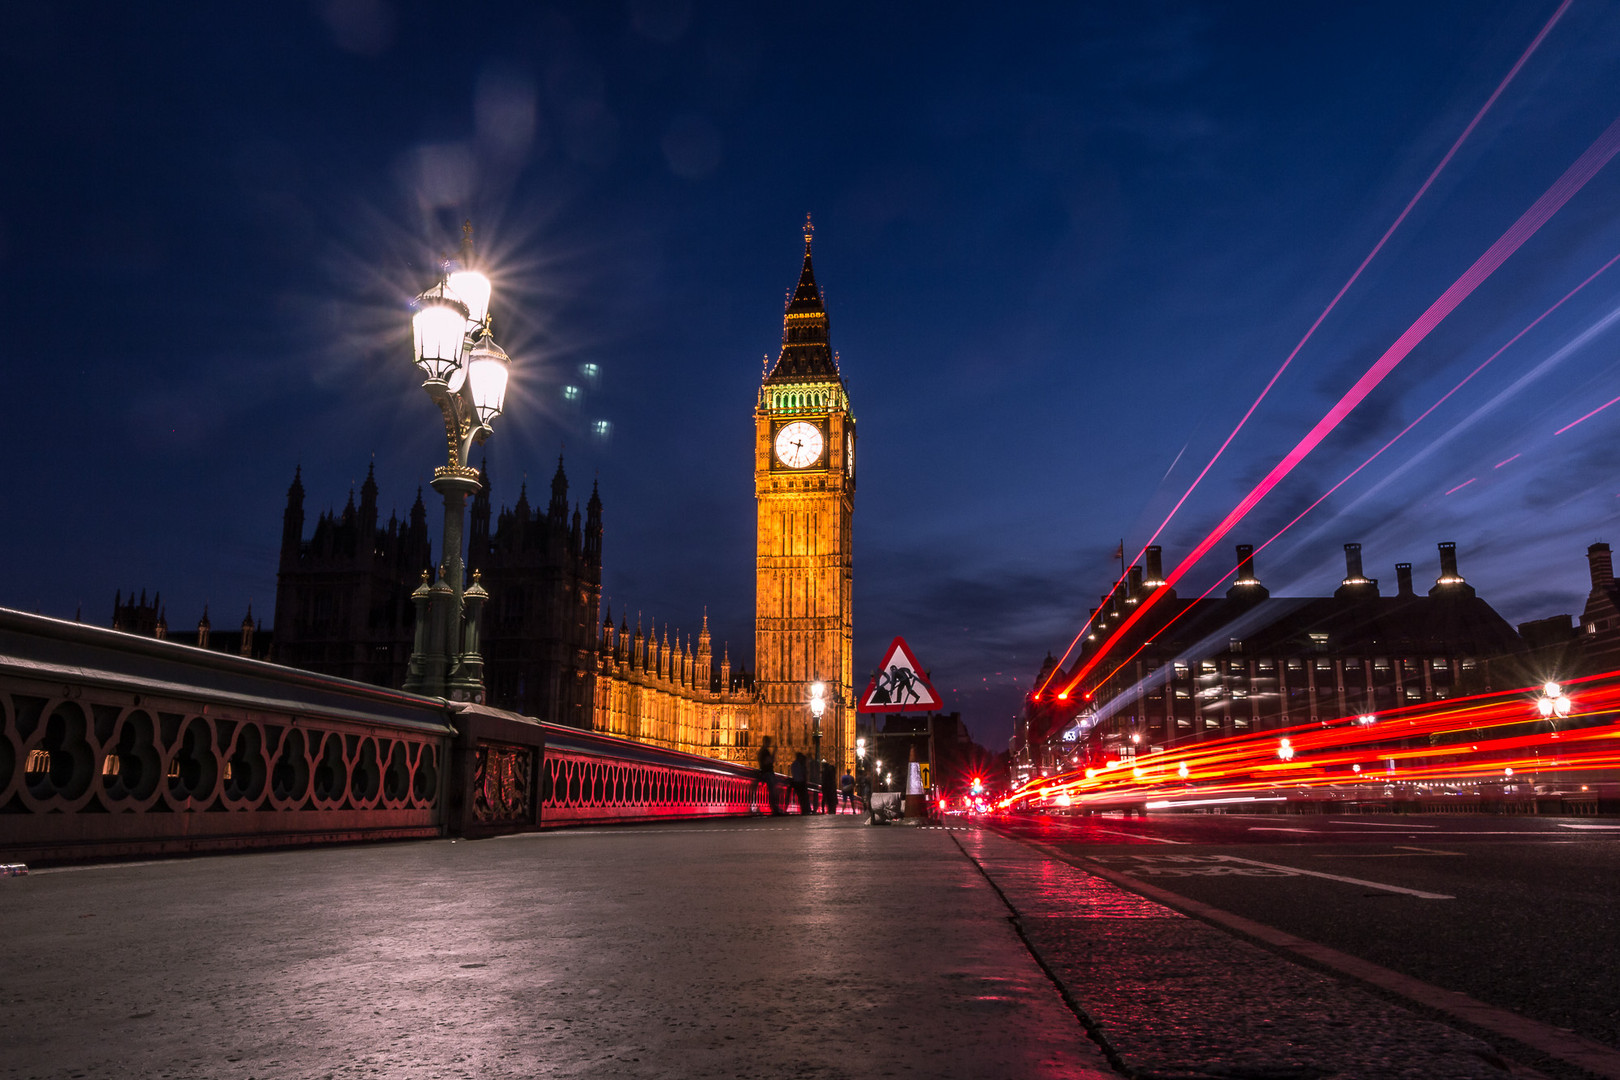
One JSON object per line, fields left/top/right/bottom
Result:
{"left": 132, "top": 223, "right": 859, "bottom": 773}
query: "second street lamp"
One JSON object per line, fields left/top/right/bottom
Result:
{"left": 402, "top": 224, "right": 512, "bottom": 702}
{"left": 810, "top": 680, "right": 826, "bottom": 811}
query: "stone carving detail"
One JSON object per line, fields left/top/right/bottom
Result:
{"left": 473, "top": 742, "right": 532, "bottom": 825}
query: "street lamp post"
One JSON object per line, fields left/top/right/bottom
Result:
{"left": 810, "top": 680, "right": 827, "bottom": 812}
{"left": 1536, "top": 681, "right": 1572, "bottom": 725}
{"left": 402, "top": 225, "right": 512, "bottom": 702}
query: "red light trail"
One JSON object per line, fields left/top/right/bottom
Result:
{"left": 1053, "top": 112, "right": 1620, "bottom": 703}
{"left": 1553, "top": 391, "right": 1620, "bottom": 436}
{"left": 1036, "top": 1, "right": 1573, "bottom": 696}
{"left": 1064, "top": 243, "right": 1620, "bottom": 703}
{"left": 1008, "top": 673, "right": 1620, "bottom": 812}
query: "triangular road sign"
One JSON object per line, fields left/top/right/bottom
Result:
{"left": 858, "top": 636, "right": 943, "bottom": 713}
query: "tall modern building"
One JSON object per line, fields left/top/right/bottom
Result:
{"left": 753, "top": 218, "right": 857, "bottom": 772}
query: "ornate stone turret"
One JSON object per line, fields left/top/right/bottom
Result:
{"left": 767, "top": 214, "right": 840, "bottom": 380}
{"left": 281, "top": 466, "right": 305, "bottom": 568}
{"left": 585, "top": 481, "right": 603, "bottom": 563}
{"left": 359, "top": 461, "right": 379, "bottom": 539}
{"left": 549, "top": 456, "right": 569, "bottom": 524}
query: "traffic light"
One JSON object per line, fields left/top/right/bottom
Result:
{"left": 970, "top": 776, "right": 984, "bottom": 795}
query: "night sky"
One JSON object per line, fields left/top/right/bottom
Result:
{"left": 5, "top": 2, "right": 1620, "bottom": 748}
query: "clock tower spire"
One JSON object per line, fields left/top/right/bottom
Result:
{"left": 754, "top": 216, "right": 856, "bottom": 775}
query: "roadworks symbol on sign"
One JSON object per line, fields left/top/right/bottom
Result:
{"left": 859, "top": 637, "right": 943, "bottom": 712}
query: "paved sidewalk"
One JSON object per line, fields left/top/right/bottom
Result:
{"left": 0, "top": 817, "right": 1109, "bottom": 1080}
{"left": 0, "top": 818, "right": 1523, "bottom": 1079}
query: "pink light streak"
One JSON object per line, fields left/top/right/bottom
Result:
{"left": 1553, "top": 392, "right": 1620, "bottom": 435}
{"left": 1061, "top": 111, "right": 1620, "bottom": 698}
{"left": 1037, "top": 3, "right": 1571, "bottom": 694}
{"left": 1445, "top": 478, "right": 1477, "bottom": 495}
{"left": 1494, "top": 454, "right": 1521, "bottom": 468}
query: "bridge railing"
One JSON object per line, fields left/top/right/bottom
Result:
{"left": 0, "top": 609, "right": 455, "bottom": 864}
{"left": 0, "top": 609, "right": 841, "bottom": 864}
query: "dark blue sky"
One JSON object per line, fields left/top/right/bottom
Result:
{"left": 5, "top": 2, "right": 1620, "bottom": 747}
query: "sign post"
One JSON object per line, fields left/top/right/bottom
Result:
{"left": 858, "top": 637, "right": 943, "bottom": 820}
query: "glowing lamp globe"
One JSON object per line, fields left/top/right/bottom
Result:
{"left": 466, "top": 332, "right": 511, "bottom": 424}
{"left": 411, "top": 282, "right": 470, "bottom": 381}
{"left": 447, "top": 267, "right": 492, "bottom": 326}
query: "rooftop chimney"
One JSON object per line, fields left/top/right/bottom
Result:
{"left": 1395, "top": 562, "right": 1414, "bottom": 597}
{"left": 1226, "top": 544, "right": 1270, "bottom": 600}
{"left": 1343, "top": 543, "right": 1365, "bottom": 582}
{"left": 1126, "top": 565, "right": 1144, "bottom": 603}
{"left": 1335, "top": 542, "right": 1379, "bottom": 599}
{"left": 1235, "top": 544, "right": 1256, "bottom": 582}
{"left": 1588, "top": 543, "right": 1614, "bottom": 591}
{"left": 1144, "top": 545, "right": 1165, "bottom": 585}
{"left": 1428, "top": 541, "right": 1476, "bottom": 598}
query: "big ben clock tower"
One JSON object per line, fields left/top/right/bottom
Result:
{"left": 755, "top": 217, "right": 856, "bottom": 774}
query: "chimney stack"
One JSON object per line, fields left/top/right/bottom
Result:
{"left": 1127, "top": 564, "right": 1144, "bottom": 602}
{"left": 1226, "top": 544, "right": 1270, "bottom": 600}
{"left": 1438, "top": 542, "right": 1460, "bottom": 581}
{"left": 1428, "top": 542, "right": 1475, "bottom": 597}
{"left": 1395, "top": 562, "right": 1414, "bottom": 597}
{"left": 1145, "top": 545, "right": 1165, "bottom": 584}
{"left": 1589, "top": 543, "right": 1614, "bottom": 590}
{"left": 1343, "top": 543, "right": 1365, "bottom": 582}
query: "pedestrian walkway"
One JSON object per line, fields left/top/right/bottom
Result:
{"left": 0, "top": 817, "right": 1521, "bottom": 1079}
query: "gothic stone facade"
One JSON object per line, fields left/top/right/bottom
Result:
{"left": 272, "top": 458, "right": 601, "bottom": 727}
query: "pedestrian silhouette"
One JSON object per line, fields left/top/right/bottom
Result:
{"left": 757, "top": 736, "right": 780, "bottom": 815}
{"left": 790, "top": 752, "right": 810, "bottom": 815}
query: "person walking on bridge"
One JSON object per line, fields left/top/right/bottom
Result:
{"left": 820, "top": 758, "right": 837, "bottom": 814}
{"left": 757, "top": 737, "right": 780, "bottom": 815}
{"left": 790, "top": 752, "right": 810, "bottom": 815}
{"left": 839, "top": 768, "right": 855, "bottom": 813}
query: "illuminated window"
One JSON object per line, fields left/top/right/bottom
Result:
{"left": 1315, "top": 659, "right": 1332, "bottom": 672}
{"left": 580, "top": 362, "right": 599, "bottom": 378}
{"left": 593, "top": 420, "right": 612, "bottom": 437}
{"left": 1286, "top": 659, "right": 1303, "bottom": 672}
{"left": 1174, "top": 662, "right": 1189, "bottom": 678}
{"left": 1200, "top": 660, "right": 1217, "bottom": 674}
{"left": 1406, "top": 687, "right": 1423, "bottom": 701}
{"left": 1431, "top": 658, "right": 1449, "bottom": 672}
{"left": 563, "top": 386, "right": 580, "bottom": 401}
{"left": 1460, "top": 658, "right": 1476, "bottom": 671}
{"left": 1257, "top": 659, "right": 1274, "bottom": 673}
{"left": 1373, "top": 658, "right": 1391, "bottom": 672}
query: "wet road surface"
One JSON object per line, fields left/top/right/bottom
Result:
{"left": 990, "top": 810, "right": 1620, "bottom": 1078}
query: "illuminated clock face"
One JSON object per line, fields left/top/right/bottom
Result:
{"left": 774, "top": 421, "right": 824, "bottom": 468}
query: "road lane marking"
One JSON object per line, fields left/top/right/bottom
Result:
{"left": 1090, "top": 853, "right": 1453, "bottom": 898}
{"left": 1327, "top": 820, "right": 1435, "bottom": 828}
{"left": 1247, "top": 827, "right": 1320, "bottom": 833}
{"left": 1086, "top": 828, "right": 1184, "bottom": 844}
{"left": 1214, "top": 855, "right": 1453, "bottom": 898}
{"left": 1040, "top": 818, "right": 1185, "bottom": 843}
{"left": 1555, "top": 823, "right": 1620, "bottom": 830}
